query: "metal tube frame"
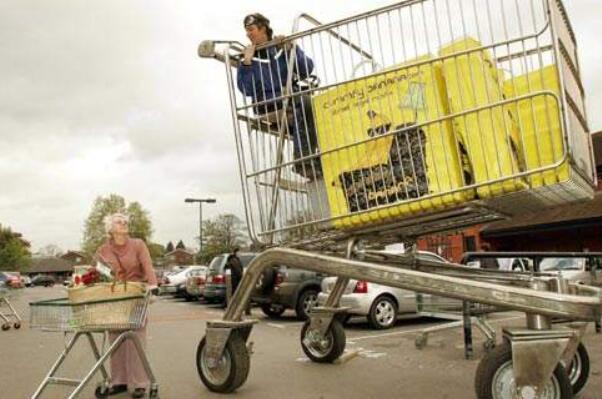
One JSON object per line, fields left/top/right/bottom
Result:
{"left": 30, "top": 330, "right": 158, "bottom": 399}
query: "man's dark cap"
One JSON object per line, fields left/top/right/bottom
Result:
{"left": 244, "top": 13, "right": 270, "bottom": 28}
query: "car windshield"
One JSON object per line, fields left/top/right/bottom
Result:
{"left": 539, "top": 258, "right": 585, "bottom": 272}
{"left": 209, "top": 256, "right": 225, "bottom": 273}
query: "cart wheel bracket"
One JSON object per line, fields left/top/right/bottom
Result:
{"left": 504, "top": 327, "right": 574, "bottom": 395}
{"left": 205, "top": 320, "right": 256, "bottom": 366}
{"left": 308, "top": 306, "right": 350, "bottom": 336}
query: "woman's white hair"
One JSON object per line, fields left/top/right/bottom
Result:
{"left": 103, "top": 213, "right": 130, "bottom": 236}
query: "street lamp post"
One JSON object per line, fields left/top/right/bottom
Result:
{"left": 184, "top": 198, "right": 216, "bottom": 260}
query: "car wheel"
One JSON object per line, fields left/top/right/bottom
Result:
{"left": 260, "top": 303, "right": 286, "bottom": 318}
{"left": 255, "top": 267, "right": 276, "bottom": 294}
{"left": 296, "top": 288, "right": 319, "bottom": 320}
{"left": 368, "top": 296, "right": 398, "bottom": 329}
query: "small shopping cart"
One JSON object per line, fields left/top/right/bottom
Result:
{"left": 0, "top": 287, "right": 22, "bottom": 331}
{"left": 29, "top": 292, "right": 159, "bottom": 399}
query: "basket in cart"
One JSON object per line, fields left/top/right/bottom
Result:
{"left": 30, "top": 290, "right": 148, "bottom": 332}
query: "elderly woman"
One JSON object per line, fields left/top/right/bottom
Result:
{"left": 95, "top": 213, "right": 157, "bottom": 399}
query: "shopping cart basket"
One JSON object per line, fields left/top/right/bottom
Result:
{"left": 197, "top": 0, "right": 601, "bottom": 398}
{"left": 29, "top": 293, "right": 159, "bottom": 399}
{"left": 0, "top": 287, "right": 22, "bottom": 331}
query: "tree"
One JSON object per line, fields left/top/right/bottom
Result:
{"left": 81, "top": 194, "right": 153, "bottom": 256}
{"left": 198, "top": 214, "right": 248, "bottom": 263}
{"left": 0, "top": 224, "right": 31, "bottom": 271}
{"left": 147, "top": 242, "right": 165, "bottom": 262}
{"left": 176, "top": 240, "right": 186, "bottom": 249}
{"left": 165, "top": 241, "right": 174, "bottom": 253}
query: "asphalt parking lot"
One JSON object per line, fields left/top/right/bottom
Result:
{"left": 2, "top": 286, "right": 601, "bottom": 399}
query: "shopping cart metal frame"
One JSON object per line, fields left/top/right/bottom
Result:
{"left": 0, "top": 288, "right": 22, "bottom": 331}
{"left": 198, "top": 1, "right": 601, "bottom": 398}
{"left": 29, "top": 293, "right": 159, "bottom": 399}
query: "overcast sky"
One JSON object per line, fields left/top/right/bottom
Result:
{"left": 0, "top": 0, "right": 600, "bottom": 252}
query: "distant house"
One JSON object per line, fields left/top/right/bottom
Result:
{"left": 27, "top": 256, "right": 75, "bottom": 282}
{"left": 61, "top": 250, "right": 89, "bottom": 265}
{"left": 163, "top": 248, "right": 195, "bottom": 266}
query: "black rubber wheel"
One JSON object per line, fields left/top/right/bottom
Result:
{"left": 13, "top": 322, "right": 21, "bottom": 330}
{"left": 300, "top": 319, "right": 346, "bottom": 363}
{"left": 565, "top": 343, "right": 590, "bottom": 396}
{"left": 1, "top": 323, "right": 10, "bottom": 331}
{"left": 475, "top": 342, "right": 573, "bottom": 399}
{"left": 295, "top": 288, "right": 319, "bottom": 321}
{"left": 196, "top": 332, "right": 250, "bottom": 393}
{"left": 149, "top": 387, "right": 159, "bottom": 398}
{"left": 368, "top": 296, "right": 398, "bottom": 329}
{"left": 94, "top": 386, "right": 109, "bottom": 399}
{"left": 260, "top": 303, "right": 286, "bottom": 318}
{"left": 255, "top": 267, "right": 276, "bottom": 294}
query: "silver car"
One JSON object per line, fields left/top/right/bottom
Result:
{"left": 318, "top": 251, "right": 459, "bottom": 329}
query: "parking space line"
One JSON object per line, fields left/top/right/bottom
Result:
{"left": 349, "top": 315, "right": 522, "bottom": 342}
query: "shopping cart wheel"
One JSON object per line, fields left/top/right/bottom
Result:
{"left": 94, "top": 385, "right": 109, "bottom": 399}
{"left": 300, "top": 319, "right": 345, "bottom": 363}
{"left": 196, "top": 332, "right": 250, "bottom": 393}
{"left": 1, "top": 323, "right": 10, "bottom": 331}
{"left": 565, "top": 342, "right": 590, "bottom": 396}
{"left": 13, "top": 322, "right": 21, "bottom": 330}
{"left": 149, "top": 385, "right": 159, "bottom": 398}
{"left": 474, "top": 343, "right": 572, "bottom": 399}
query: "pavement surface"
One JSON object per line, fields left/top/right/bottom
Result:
{"left": 1, "top": 286, "right": 601, "bottom": 399}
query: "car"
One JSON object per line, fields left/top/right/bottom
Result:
{"left": 203, "top": 253, "right": 257, "bottom": 303}
{"left": 461, "top": 251, "right": 602, "bottom": 286}
{"left": 184, "top": 267, "right": 209, "bottom": 301}
{"left": 0, "top": 272, "right": 24, "bottom": 288}
{"left": 30, "top": 275, "right": 56, "bottom": 287}
{"left": 251, "top": 265, "right": 324, "bottom": 320}
{"left": 318, "top": 251, "right": 460, "bottom": 329}
{"left": 159, "top": 265, "right": 206, "bottom": 296}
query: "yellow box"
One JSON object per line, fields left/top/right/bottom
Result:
{"left": 440, "top": 38, "right": 527, "bottom": 198}
{"left": 503, "top": 65, "right": 568, "bottom": 187}
{"left": 312, "top": 57, "right": 473, "bottom": 229}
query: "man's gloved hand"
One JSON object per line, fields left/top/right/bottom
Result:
{"left": 243, "top": 44, "right": 255, "bottom": 65}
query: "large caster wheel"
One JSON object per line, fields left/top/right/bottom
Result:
{"left": 300, "top": 319, "right": 345, "bottom": 363}
{"left": 196, "top": 332, "right": 250, "bottom": 393}
{"left": 13, "top": 322, "right": 21, "bottom": 330}
{"left": 475, "top": 343, "right": 573, "bottom": 399}
{"left": 1, "top": 323, "right": 10, "bottom": 331}
{"left": 565, "top": 343, "right": 590, "bottom": 396}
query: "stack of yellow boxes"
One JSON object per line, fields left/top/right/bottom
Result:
{"left": 439, "top": 38, "right": 527, "bottom": 198}
{"left": 310, "top": 37, "right": 571, "bottom": 230}
{"left": 312, "top": 56, "right": 473, "bottom": 229}
{"left": 502, "top": 65, "right": 567, "bottom": 187}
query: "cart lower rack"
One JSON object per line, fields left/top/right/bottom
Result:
{"left": 29, "top": 293, "right": 158, "bottom": 399}
{"left": 0, "top": 288, "right": 22, "bottom": 331}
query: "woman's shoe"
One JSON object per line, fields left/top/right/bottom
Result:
{"left": 131, "top": 388, "right": 146, "bottom": 398}
{"left": 95, "top": 384, "right": 127, "bottom": 398}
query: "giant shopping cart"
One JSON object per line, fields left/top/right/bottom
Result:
{"left": 0, "top": 286, "right": 22, "bottom": 331}
{"left": 197, "top": 1, "right": 601, "bottom": 398}
{"left": 29, "top": 291, "right": 159, "bottom": 399}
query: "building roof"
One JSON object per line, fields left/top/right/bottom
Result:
{"left": 165, "top": 248, "right": 195, "bottom": 257}
{"left": 28, "top": 256, "right": 75, "bottom": 274}
{"left": 482, "top": 190, "right": 602, "bottom": 237}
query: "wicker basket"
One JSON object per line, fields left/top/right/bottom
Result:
{"left": 64, "top": 282, "right": 148, "bottom": 330}
{"left": 68, "top": 282, "right": 146, "bottom": 303}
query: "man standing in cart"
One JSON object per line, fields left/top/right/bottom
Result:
{"left": 95, "top": 213, "right": 158, "bottom": 399}
{"left": 238, "top": 13, "right": 321, "bottom": 178}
